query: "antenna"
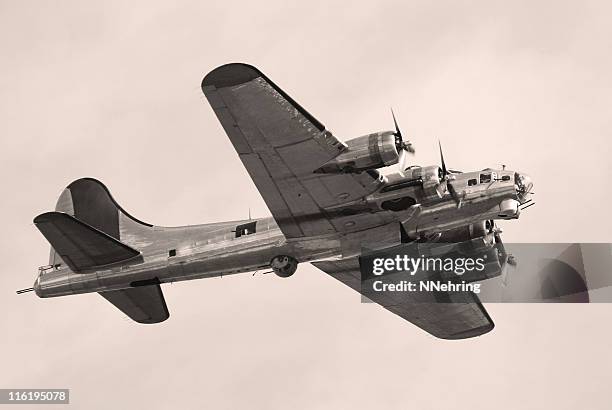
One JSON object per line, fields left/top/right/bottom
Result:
{"left": 248, "top": 208, "right": 251, "bottom": 220}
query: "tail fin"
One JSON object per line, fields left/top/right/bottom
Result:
{"left": 44, "top": 178, "right": 152, "bottom": 268}
{"left": 35, "top": 178, "right": 170, "bottom": 323}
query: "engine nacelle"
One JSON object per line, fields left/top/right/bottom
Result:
{"left": 271, "top": 255, "right": 298, "bottom": 278}
{"left": 413, "top": 221, "right": 504, "bottom": 282}
{"left": 402, "top": 165, "right": 442, "bottom": 200}
{"left": 315, "top": 131, "right": 399, "bottom": 173}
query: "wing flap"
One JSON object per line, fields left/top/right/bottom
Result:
{"left": 312, "top": 258, "right": 494, "bottom": 340}
{"left": 34, "top": 211, "right": 141, "bottom": 272}
{"left": 99, "top": 285, "right": 169, "bottom": 324}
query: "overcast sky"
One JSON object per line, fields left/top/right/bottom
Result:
{"left": 1, "top": 1, "right": 611, "bottom": 409}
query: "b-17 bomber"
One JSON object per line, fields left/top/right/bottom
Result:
{"left": 21, "top": 63, "right": 534, "bottom": 339}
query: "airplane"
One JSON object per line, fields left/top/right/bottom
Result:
{"left": 21, "top": 63, "right": 534, "bottom": 340}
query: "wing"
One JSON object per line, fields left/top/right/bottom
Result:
{"left": 99, "top": 285, "right": 169, "bottom": 324}
{"left": 312, "top": 258, "right": 494, "bottom": 340}
{"left": 34, "top": 212, "right": 141, "bottom": 272}
{"left": 202, "top": 63, "right": 394, "bottom": 239}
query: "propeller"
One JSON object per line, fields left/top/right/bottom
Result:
{"left": 437, "top": 141, "right": 463, "bottom": 208}
{"left": 391, "top": 109, "right": 415, "bottom": 170}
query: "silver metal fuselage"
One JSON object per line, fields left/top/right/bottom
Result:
{"left": 35, "top": 217, "right": 344, "bottom": 297}
{"left": 35, "top": 167, "right": 531, "bottom": 298}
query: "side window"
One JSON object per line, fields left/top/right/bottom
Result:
{"left": 235, "top": 221, "right": 257, "bottom": 238}
{"left": 468, "top": 178, "right": 477, "bottom": 186}
{"left": 480, "top": 173, "right": 491, "bottom": 184}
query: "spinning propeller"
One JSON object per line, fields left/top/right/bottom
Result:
{"left": 391, "top": 109, "right": 415, "bottom": 170}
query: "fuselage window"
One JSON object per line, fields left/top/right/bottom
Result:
{"left": 468, "top": 178, "right": 477, "bottom": 186}
{"left": 480, "top": 173, "right": 492, "bottom": 184}
{"left": 235, "top": 221, "right": 257, "bottom": 238}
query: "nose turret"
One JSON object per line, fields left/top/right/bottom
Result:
{"left": 515, "top": 172, "right": 533, "bottom": 201}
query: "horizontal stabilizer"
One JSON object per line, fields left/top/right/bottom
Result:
{"left": 34, "top": 211, "right": 141, "bottom": 273}
{"left": 99, "top": 285, "right": 169, "bottom": 324}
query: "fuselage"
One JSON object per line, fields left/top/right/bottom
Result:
{"left": 35, "top": 217, "right": 343, "bottom": 297}
{"left": 34, "top": 166, "right": 532, "bottom": 298}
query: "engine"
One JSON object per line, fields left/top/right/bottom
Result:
{"left": 402, "top": 165, "right": 443, "bottom": 201}
{"left": 315, "top": 131, "right": 399, "bottom": 173}
{"left": 271, "top": 255, "right": 298, "bottom": 278}
{"left": 414, "top": 221, "right": 506, "bottom": 282}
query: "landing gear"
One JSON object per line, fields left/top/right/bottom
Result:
{"left": 270, "top": 255, "right": 298, "bottom": 278}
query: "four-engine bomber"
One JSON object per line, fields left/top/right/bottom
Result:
{"left": 22, "top": 63, "right": 533, "bottom": 339}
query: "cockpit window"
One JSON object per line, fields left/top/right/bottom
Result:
{"left": 480, "top": 173, "right": 492, "bottom": 183}
{"left": 468, "top": 178, "right": 477, "bottom": 186}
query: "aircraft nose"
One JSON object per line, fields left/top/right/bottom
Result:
{"left": 515, "top": 172, "right": 533, "bottom": 198}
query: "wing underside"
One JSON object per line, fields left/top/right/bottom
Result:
{"left": 312, "top": 258, "right": 494, "bottom": 340}
{"left": 202, "top": 63, "right": 395, "bottom": 238}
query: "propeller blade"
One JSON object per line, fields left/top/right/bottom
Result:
{"left": 398, "top": 149, "right": 407, "bottom": 171}
{"left": 446, "top": 181, "right": 463, "bottom": 208}
{"left": 392, "top": 109, "right": 414, "bottom": 170}
{"left": 391, "top": 108, "right": 402, "bottom": 142}
{"left": 438, "top": 141, "right": 448, "bottom": 176}
{"left": 391, "top": 109, "right": 415, "bottom": 154}
{"left": 435, "top": 180, "right": 447, "bottom": 198}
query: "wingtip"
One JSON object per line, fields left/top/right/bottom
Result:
{"left": 201, "top": 62, "right": 262, "bottom": 90}
{"left": 136, "top": 315, "right": 169, "bottom": 324}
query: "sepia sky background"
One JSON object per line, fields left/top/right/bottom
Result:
{"left": 1, "top": 1, "right": 611, "bottom": 408}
